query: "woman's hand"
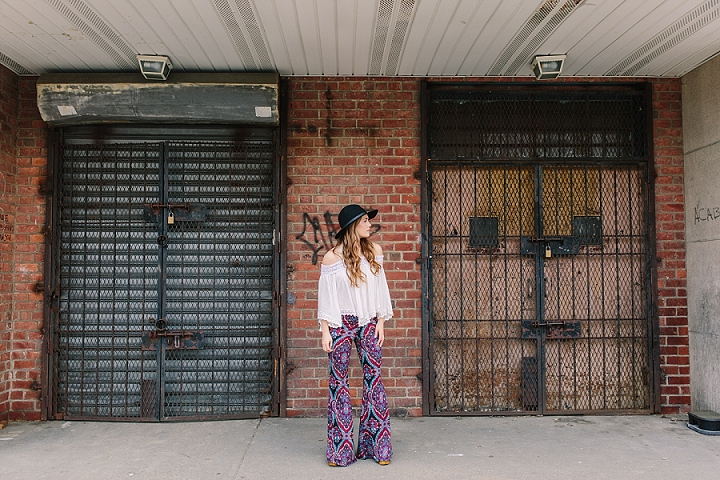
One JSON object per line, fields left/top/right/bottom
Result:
{"left": 375, "top": 318, "right": 385, "bottom": 347}
{"left": 321, "top": 321, "right": 333, "bottom": 353}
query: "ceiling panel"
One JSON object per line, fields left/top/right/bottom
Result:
{"left": 351, "top": 0, "right": 377, "bottom": 75}
{"left": 451, "top": 0, "right": 506, "bottom": 76}
{"left": 462, "top": 0, "right": 546, "bottom": 76}
{"left": 428, "top": 0, "right": 482, "bottom": 75}
{"left": 336, "top": 0, "right": 357, "bottom": 75}
{"left": 295, "top": 0, "right": 325, "bottom": 74}
{"left": 552, "top": 0, "right": 635, "bottom": 76}
{"left": 1, "top": 0, "right": 719, "bottom": 77}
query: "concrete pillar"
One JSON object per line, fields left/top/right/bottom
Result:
{"left": 682, "top": 54, "right": 720, "bottom": 412}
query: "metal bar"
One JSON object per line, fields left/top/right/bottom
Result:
{"left": 487, "top": 167, "right": 495, "bottom": 410}
{"left": 420, "top": 80, "right": 431, "bottom": 416}
{"left": 502, "top": 167, "right": 510, "bottom": 410}
{"left": 569, "top": 166, "right": 577, "bottom": 410}
{"left": 458, "top": 165, "right": 465, "bottom": 410}
{"left": 473, "top": 165, "right": 479, "bottom": 409}
{"left": 43, "top": 128, "right": 62, "bottom": 420}
{"left": 535, "top": 165, "right": 546, "bottom": 413}
{"left": 614, "top": 167, "right": 621, "bottom": 409}
{"left": 600, "top": 166, "right": 607, "bottom": 410}
{"left": 111, "top": 144, "right": 118, "bottom": 417}
{"left": 443, "top": 166, "right": 449, "bottom": 410}
{"left": 628, "top": 167, "right": 637, "bottom": 408}
{"left": 158, "top": 142, "right": 168, "bottom": 419}
{"left": 644, "top": 83, "right": 662, "bottom": 413}
{"left": 518, "top": 166, "right": 529, "bottom": 411}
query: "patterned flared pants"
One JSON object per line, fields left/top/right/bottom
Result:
{"left": 326, "top": 315, "right": 392, "bottom": 466}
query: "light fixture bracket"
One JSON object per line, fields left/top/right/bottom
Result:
{"left": 137, "top": 55, "right": 173, "bottom": 81}
{"left": 531, "top": 55, "right": 566, "bottom": 80}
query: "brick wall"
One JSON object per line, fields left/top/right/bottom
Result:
{"left": 650, "top": 78, "right": 689, "bottom": 414}
{"left": 0, "top": 74, "right": 690, "bottom": 420}
{"left": 0, "top": 71, "right": 46, "bottom": 422}
{"left": 0, "top": 64, "right": 18, "bottom": 422}
{"left": 10, "top": 77, "right": 46, "bottom": 420}
{"left": 285, "top": 76, "right": 689, "bottom": 417}
{"left": 285, "top": 77, "right": 423, "bottom": 416}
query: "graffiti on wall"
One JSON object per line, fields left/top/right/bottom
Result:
{"left": 296, "top": 212, "right": 337, "bottom": 265}
{"left": 296, "top": 211, "right": 381, "bottom": 265}
{"left": 694, "top": 205, "right": 720, "bottom": 224}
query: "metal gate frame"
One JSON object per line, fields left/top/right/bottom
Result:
{"left": 419, "top": 81, "right": 662, "bottom": 416}
{"left": 41, "top": 124, "right": 286, "bottom": 421}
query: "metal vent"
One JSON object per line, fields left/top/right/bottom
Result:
{"left": 214, "top": 0, "right": 257, "bottom": 70}
{"left": 47, "top": 0, "right": 135, "bottom": 69}
{"left": 369, "top": 0, "right": 394, "bottom": 75}
{"left": 488, "top": 0, "right": 582, "bottom": 76}
{"left": 0, "top": 52, "right": 35, "bottom": 76}
{"left": 234, "top": 0, "right": 273, "bottom": 70}
{"left": 606, "top": 0, "right": 720, "bottom": 76}
{"left": 385, "top": 0, "right": 415, "bottom": 75}
{"left": 370, "top": 0, "right": 416, "bottom": 75}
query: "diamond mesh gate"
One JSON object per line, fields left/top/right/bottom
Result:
{"left": 424, "top": 85, "right": 655, "bottom": 414}
{"left": 54, "top": 127, "right": 278, "bottom": 420}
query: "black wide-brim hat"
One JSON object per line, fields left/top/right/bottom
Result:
{"left": 334, "top": 204, "right": 378, "bottom": 241}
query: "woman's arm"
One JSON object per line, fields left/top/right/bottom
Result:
{"left": 320, "top": 320, "right": 333, "bottom": 352}
{"left": 373, "top": 242, "right": 386, "bottom": 346}
{"left": 375, "top": 317, "right": 385, "bottom": 347}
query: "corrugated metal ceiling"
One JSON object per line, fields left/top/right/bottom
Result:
{"left": 1, "top": 0, "right": 719, "bottom": 77}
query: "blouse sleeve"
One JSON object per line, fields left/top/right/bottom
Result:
{"left": 374, "top": 257, "right": 394, "bottom": 322}
{"left": 317, "top": 263, "right": 342, "bottom": 329}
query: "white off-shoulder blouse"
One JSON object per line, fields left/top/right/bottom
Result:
{"left": 317, "top": 255, "right": 394, "bottom": 329}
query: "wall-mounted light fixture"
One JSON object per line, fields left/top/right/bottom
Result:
{"left": 531, "top": 55, "right": 566, "bottom": 80}
{"left": 137, "top": 55, "right": 173, "bottom": 80}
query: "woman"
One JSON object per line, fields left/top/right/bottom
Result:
{"left": 317, "top": 204, "right": 393, "bottom": 467}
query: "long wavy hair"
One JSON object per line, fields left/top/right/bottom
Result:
{"left": 336, "top": 217, "right": 381, "bottom": 287}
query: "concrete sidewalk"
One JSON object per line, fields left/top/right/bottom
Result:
{"left": 1, "top": 414, "right": 718, "bottom": 480}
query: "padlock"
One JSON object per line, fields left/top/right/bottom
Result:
{"left": 545, "top": 245, "right": 552, "bottom": 258}
{"left": 167, "top": 211, "right": 175, "bottom": 225}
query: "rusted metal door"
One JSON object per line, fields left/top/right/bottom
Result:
{"left": 52, "top": 126, "right": 279, "bottom": 420}
{"left": 424, "top": 84, "right": 656, "bottom": 415}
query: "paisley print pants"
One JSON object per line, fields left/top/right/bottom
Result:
{"left": 326, "top": 315, "right": 392, "bottom": 466}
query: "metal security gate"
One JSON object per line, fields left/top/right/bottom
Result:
{"left": 423, "top": 84, "right": 658, "bottom": 415}
{"left": 51, "top": 126, "right": 279, "bottom": 420}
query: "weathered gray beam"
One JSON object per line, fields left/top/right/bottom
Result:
{"left": 37, "top": 73, "right": 279, "bottom": 126}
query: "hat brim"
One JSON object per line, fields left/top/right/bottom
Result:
{"left": 334, "top": 209, "right": 378, "bottom": 241}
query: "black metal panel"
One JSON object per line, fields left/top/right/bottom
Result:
{"left": 162, "top": 141, "right": 275, "bottom": 418}
{"left": 573, "top": 216, "right": 603, "bottom": 245}
{"left": 427, "top": 162, "right": 652, "bottom": 415}
{"left": 427, "top": 85, "right": 647, "bottom": 161}
{"left": 57, "top": 142, "right": 161, "bottom": 419}
{"left": 55, "top": 130, "right": 277, "bottom": 420}
{"left": 468, "top": 217, "right": 499, "bottom": 248}
{"left": 428, "top": 163, "right": 538, "bottom": 414}
{"left": 424, "top": 85, "right": 653, "bottom": 415}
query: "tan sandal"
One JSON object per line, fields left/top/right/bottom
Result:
{"left": 378, "top": 460, "right": 390, "bottom": 466}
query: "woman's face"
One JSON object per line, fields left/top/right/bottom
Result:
{"left": 355, "top": 215, "right": 372, "bottom": 239}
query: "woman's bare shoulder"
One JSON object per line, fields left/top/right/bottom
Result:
{"left": 322, "top": 248, "right": 342, "bottom": 266}
{"left": 372, "top": 243, "right": 383, "bottom": 256}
